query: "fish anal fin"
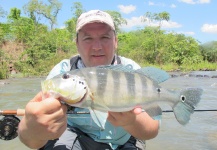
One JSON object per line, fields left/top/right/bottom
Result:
{"left": 143, "top": 104, "right": 162, "bottom": 118}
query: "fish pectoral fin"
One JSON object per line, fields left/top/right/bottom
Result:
{"left": 173, "top": 102, "right": 194, "bottom": 125}
{"left": 89, "top": 92, "right": 94, "bottom": 101}
{"left": 89, "top": 108, "right": 106, "bottom": 130}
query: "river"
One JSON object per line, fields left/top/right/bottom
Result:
{"left": 0, "top": 71, "right": 217, "bottom": 150}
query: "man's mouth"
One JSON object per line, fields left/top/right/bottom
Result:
{"left": 92, "top": 54, "right": 104, "bottom": 57}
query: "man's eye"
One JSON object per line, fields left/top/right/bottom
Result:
{"left": 102, "top": 36, "right": 110, "bottom": 39}
{"left": 83, "top": 37, "right": 92, "bottom": 41}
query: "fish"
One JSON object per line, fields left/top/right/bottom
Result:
{"left": 41, "top": 64, "right": 203, "bottom": 125}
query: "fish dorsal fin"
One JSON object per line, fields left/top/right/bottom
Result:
{"left": 97, "top": 65, "right": 170, "bottom": 83}
{"left": 97, "top": 64, "right": 134, "bottom": 72}
{"left": 135, "top": 67, "right": 170, "bottom": 84}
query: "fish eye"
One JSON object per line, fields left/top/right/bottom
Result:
{"left": 156, "top": 88, "right": 161, "bottom": 93}
{"left": 180, "top": 95, "right": 186, "bottom": 102}
{"left": 62, "top": 73, "right": 70, "bottom": 79}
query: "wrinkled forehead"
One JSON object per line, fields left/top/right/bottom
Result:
{"left": 78, "top": 22, "right": 115, "bottom": 35}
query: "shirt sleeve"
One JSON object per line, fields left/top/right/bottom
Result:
{"left": 46, "top": 59, "right": 71, "bottom": 80}
{"left": 119, "top": 56, "right": 141, "bottom": 69}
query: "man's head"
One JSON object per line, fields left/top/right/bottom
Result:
{"left": 76, "top": 10, "right": 117, "bottom": 67}
{"left": 76, "top": 10, "right": 115, "bottom": 34}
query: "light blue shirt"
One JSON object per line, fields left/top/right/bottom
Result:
{"left": 46, "top": 56, "right": 161, "bottom": 149}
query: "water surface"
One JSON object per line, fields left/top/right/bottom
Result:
{"left": 0, "top": 73, "right": 216, "bottom": 150}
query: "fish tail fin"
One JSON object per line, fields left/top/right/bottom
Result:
{"left": 173, "top": 88, "right": 203, "bottom": 125}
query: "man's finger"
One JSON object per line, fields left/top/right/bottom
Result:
{"left": 133, "top": 107, "right": 142, "bottom": 115}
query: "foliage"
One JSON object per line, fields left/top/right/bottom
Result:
{"left": 65, "top": 2, "right": 85, "bottom": 40}
{"left": 0, "top": 6, "right": 7, "bottom": 19}
{"left": 0, "top": 49, "right": 9, "bottom": 79}
{"left": 118, "top": 27, "right": 204, "bottom": 68}
{"left": 200, "top": 41, "right": 217, "bottom": 62}
{"left": 142, "top": 11, "right": 170, "bottom": 28}
{"left": 0, "top": 23, "right": 11, "bottom": 43}
{"left": 0, "top": 1, "right": 216, "bottom": 79}
{"left": 23, "top": 0, "right": 62, "bottom": 30}
{"left": 105, "top": 10, "right": 127, "bottom": 33}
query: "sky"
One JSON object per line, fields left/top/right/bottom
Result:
{"left": 0, "top": 0, "right": 216, "bottom": 44}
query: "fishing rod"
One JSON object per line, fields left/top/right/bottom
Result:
{"left": 0, "top": 108, "right": 217, "bottom": 141}
{"left": 162, "top": 109, "right": 217, "bottom": 112}
{"left": 1, "top": 108, "right": 217, "bottom": 116}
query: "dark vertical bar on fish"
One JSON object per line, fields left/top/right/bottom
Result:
{"left": 138, "top": 74, "right": 148, "bottom": 101}
{"left": 96, "top": 68, "right": 108, "bottom": 99}
{"left": 124, "top": 72, "right": 135, "bottom": 100}
{"left": 112, "top": 70, "right": 120, "bottom": 101}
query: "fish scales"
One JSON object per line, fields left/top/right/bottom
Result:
{"left": 85, "top": 69, "right": 156, "bottom": 107}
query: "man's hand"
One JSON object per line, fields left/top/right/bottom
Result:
{"left": 107, "top": 107, "right": 142, "bottom": 127}
{"left": 18, "top": 92, "right": 67, "bottom": 149}
{"left": 107, "top": 107, "right": 159, "bottom": 140}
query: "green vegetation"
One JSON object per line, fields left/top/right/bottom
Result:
{"left": 0, "top": 1, "right": 216, "bottom": 79}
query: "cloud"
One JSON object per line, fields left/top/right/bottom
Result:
{"left": 179, "top": 0, "right": 210, "bottom": 4}
{"left": 170, "top": 4, "right": 177, "bottom": 8}
{"left": 120, "top": 16, "right": 182, "bottom": 29}
{"left": 118, "top": 5, "right": 136, "bottom": 14}
{"left": 161, "top": 21, "right": 182, "bottom": 28}
{"left": 148, "top": 1, "right": 166, "bottom": 7}
{"left": 177, "top": 31, "right": 195, "bottom": 35}
{"left": 120, "top": 16, "right": 145, "bottom": 29}
{"left": 201, "top": 24, "right": 217, "bottom": 33}
{"left": 167, "top": 31, "right": 195, "bottom": 36}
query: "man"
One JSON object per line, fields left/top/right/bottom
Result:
{"left": 18, "top": 10, "right": 160, "bottom": 150}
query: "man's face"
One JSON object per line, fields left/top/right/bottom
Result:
{"left": 76, "top": 23, "right": 117, "bottom": 67}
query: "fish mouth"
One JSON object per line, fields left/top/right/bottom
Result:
{"left": 63, "top": 90, "right": 87, "bottom": 106}
{"left": 76, "top": 92, "right": 87, "bottom": 104}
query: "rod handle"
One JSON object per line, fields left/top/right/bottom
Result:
{"left": 0, "top": 109, "right": 25, "bottom": 116}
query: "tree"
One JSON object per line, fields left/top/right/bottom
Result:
{"left": 23, "top": 0, "right": 62, "bottom": 30}
{"left": 7, "top": 8, "right": 21, "bottom": 21}
{"left": 141, "top": 11, "right": 170, "bottom": 64}
{"left": 105, "top": 10, "right": 127, "bottom": 33}
{"left": 65, "top": 2, "right": 85, "bottom": 40}
{"left": 142, "top": 11, "right": 170, "bottom": 28}
{"left": 0, "top": 6, "right": 7, "bottom": 20}
{"left": 200, "top": 41, "right": 217, "bottom": 62}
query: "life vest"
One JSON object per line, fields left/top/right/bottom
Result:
{"left": 69, "top": 55, "right": 121, "bottom": 70}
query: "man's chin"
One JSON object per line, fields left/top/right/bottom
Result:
{"left": 90, "top": 58, "right": 109, "bottom": 66}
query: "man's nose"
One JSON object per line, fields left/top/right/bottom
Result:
{"left": 92, "top": 40, "right": 102, "bottom": 51}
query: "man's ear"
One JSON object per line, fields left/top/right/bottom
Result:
{"left": 115, "top": 36, "right": 118, "bottom": 49}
